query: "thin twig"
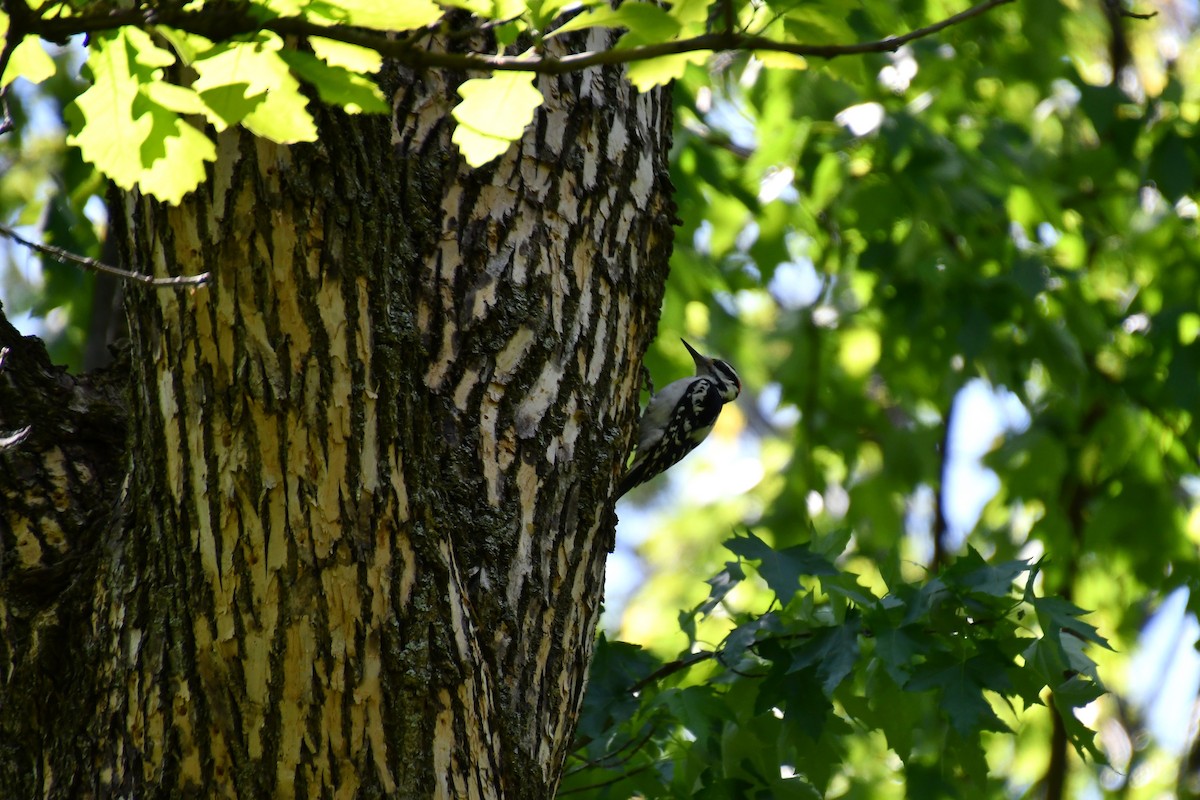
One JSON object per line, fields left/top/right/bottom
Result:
{"left": 0, "top": 223, "right": 209, "bottom": 288}
{"left": 625, "top": 627, "right": 818, "bottom": 694}
{"left": 556, "top": 763, "right": 654, "bottom": 796}
{"left": 627, "top": 650, "right": 714, "bottom": 694}
{"left": 681, "top": 120, "right": 755, "bottom": 159}
{"left": 18, "top": 0, "right": 1016, "bottom": 75}
{"left": 563, "top": 721, "right": 659, "bottom": 776}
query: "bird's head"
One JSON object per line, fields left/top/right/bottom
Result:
{"left": 682, "top": 338, "right": 741, "bottom": 402}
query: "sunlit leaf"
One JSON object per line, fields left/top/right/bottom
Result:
{"left": 551, "top": 2, "right": 682, "bottom": 40}
{"left": 141, "top": 81, "right": 209, "bottom": 115}
{"left": 452, "top": 70, "right": 543, "bottom": 167}
{"left": 66, "top": 31, "right": 158, "bottom": 190}
{"left": 0, "top": 14, "right": 56, "bottom": 87}
{"left": 627, "top": 51, "right": 708, "bottom": 91}
{"left": 278, "top": 50, "right": 386, "bottom": 114}
{"left": 137, "top": 117, "right": 217, "bottom": 205}
{"left": 191, "top": 36, "right": 317, "bottom": 141}
{"left": 309, "top": 37, "right": 382, "bottom": 73}
{"left": 305, "top": 0, "right": 443, "bottom": 31}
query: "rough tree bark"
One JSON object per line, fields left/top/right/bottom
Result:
{"left": 0, "top": 29, "right": 674, "bottom": 799}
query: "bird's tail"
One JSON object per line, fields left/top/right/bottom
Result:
{"left": 616, "top": 457, "right": 651, "bottom": 499}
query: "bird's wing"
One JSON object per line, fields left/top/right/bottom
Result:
{"left": 634, "top": 377, "right": 693, "bottom": 452}
{"left": 618, "top": 378, "right": 723, "bottom": 497}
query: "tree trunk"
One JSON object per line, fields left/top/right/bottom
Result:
{"left": 0, "top": 34, "right": 674, "bottom": 799}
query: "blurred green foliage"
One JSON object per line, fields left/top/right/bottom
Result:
{"left": 1, "top": 46, "right": 102, "bottom": 370}
{"left": 596, "top": 0, "right": 1200, "bottom": 797}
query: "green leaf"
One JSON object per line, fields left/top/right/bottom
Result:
{"left": 452, "top": 71, "right": 543, "bottom": 167}
{"left": 255, "top": 0, "right": 306, "bottom": 16}
{"left": 66, "top": 31, "right": 153, "bottom": 188}
{"left": 153, "top": 28, "right": 214, "bottom": 65}
{"left": 528, "top": 0, "right": 593, "bottom": 29}
{"left": 63, "top": 28, "right": 217, "bottom": 202}
{"left": 907, "top": 650, "right": 1011, "bottom": 736}
{"left": 851, "top": 672, "right": 924, "bottom": 760}
{"left": 627, "top": 51, "right": 709, "bottom": 91}
{"left": 819, "top": 571, "right": 877, "bottom": 608}
{"left": 304, "top": 0, "right": 443, "bottom": 31}
{"left": 141, "top": 81, "right": 209, "bottom": 115}
{"left": 309, "top": 37, "right": 382, "bottom": 73}
{"left": 871, "top": 623, "right": 923, "bottom": 685}
{"left": 6, "top": 38, "right": 55, "bottom": 87}
{"left": 137, "top": 117, "right": 217, "bottom": 205}
{"left": 121, "top": 26, "right": 177, "bottom": 68}
{"left": 1028, "top": 592, "right": 1113, "bottom": 651}
{"left": 191, "top": 36, "right": 317, "bottom": 141}
{"left": 722, "top": 613, "right": 781, "bottom": 663}
{"left": 551, "top": 2, "right": 682, "bottom": 40}
{"left": 0, "top": 14, "right": 56, "bottom": 87}
{"left": 62, "top": 28, "right": 216, "bottom": 203}
{"left": 658, "top": 684, "right": 726, "bottom": 750}
{"left": 441, "top": 0, "right": 526, "bottom": 19}
{"left": 788, "top": 714, "right": 852, "bottom": 792}
{"left": 195, "top": 82, "right": 266, "bottom": 133}
{"left": 724, "top": 530, "right": 837, "bottom": 604}
{"left": 782, "top": 668, "right": 833, "bottom": 741}
{"left": 901, "top": 576, "right": 951, "bottom": 626}
{"left": 697, "top": 560, "right": 745, "bottom": 616}
{"left": 575, "top": 635, "right": 660, "bottom": 741}
{"left": 1149, "top": 131, "right": 1193, "bottom": 202}
{"left": 1051, "top": 680, "right": 1107, "bottom": 761}
{"left": 666, "top": 0, "right": 712, "bottom": 27}
{"left": 787, "top": 615, "right": 860, "bottom": 695}
{"left": 277, "top": 50, "right": 386, "bottom": 114}
{"left": 942, "top": 547, "right": 1029, "bottom": 599}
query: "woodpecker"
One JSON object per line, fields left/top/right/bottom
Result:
{"left": 617, "top": 339, "right": 741, "bottom": 498}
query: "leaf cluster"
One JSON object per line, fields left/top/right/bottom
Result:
{"left": 628, "top": 1, "right": 1200, "bottom": 795}
{"left": 0, "top": 0, "right": 1015, "bottom": 197}
{"left": 564, "top": 530, "right": 1109, "bottom": 798}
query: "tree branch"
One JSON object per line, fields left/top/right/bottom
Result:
{"left": 14, "top": 0, "right": 1016, "bottom": 76}
{"left": 627, "top": 650, "right": 715, "bottom": 694}
{"left": 556, "top": 763, "right": 654, "bottom": 796}
{"left": 564, "top": 721, "right": 659, "bottom": 775}
{"left": 932, "top": 396, "right": 954, "bottom": 571}
{"left": 0, "top": 223, "right": 210, "bottom": 288}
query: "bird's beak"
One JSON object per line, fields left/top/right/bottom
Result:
{"left": 681, "top": 338, "right": 710, "bottom": 368}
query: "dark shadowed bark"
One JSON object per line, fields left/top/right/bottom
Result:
{"left": 0, "top": 29, "right": 673, "bottom": 799}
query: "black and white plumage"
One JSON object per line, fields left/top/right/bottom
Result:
{"left": 617, "top": 339, "right": 741, "bottom": 498}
